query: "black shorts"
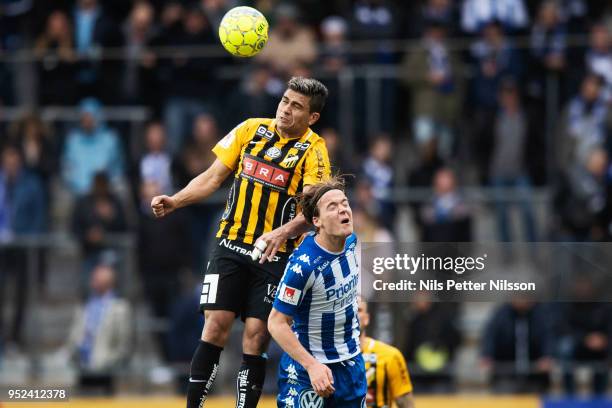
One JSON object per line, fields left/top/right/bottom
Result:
{"left": 199, "top": 238, "right": 289, "bottom": 321}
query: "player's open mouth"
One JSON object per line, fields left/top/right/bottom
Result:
{"left": 341, "top": 217, "right": 350, "bottom": 224}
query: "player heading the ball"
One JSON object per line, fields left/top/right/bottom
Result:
{"left": 151, "top": 77, "right": 332, "bottom": 408}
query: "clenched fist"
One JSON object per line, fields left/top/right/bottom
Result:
{"left": 151, "top": 195, "right": 177, "bottom": 218}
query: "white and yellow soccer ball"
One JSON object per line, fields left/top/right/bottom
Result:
{"left": 218, "top": 6, "right": 269, "bottom": 57}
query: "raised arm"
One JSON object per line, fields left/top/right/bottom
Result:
{"left": 268, "top": 308, "right": 335, "bottom": 398}
{"left": 151, "top": 158, "right": 233, "bottom": 218}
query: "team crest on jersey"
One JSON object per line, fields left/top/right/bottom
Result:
{"left": 265, "top": 146, "right": 282, "bottom": 159}
{"left": 280, "top": 153, "right": 300, "bottom": 168}
{"left": 256, "top": 125, "right": 274, "bottom": 140}
{"left": 299, "top": 390, "right": 323, "bottom": 408}
{"left": 279, "top": 283, "right": 301, "bottom": 305}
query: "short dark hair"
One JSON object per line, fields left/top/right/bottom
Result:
{"left": 299, "top": 175, "right": 346, "bottom": 225}
{"left": 287, "top": 77, "right": 329, "bottom": 113}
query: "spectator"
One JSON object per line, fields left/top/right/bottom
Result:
{"left": 121, "top": 1, "right": 158, "bottom": 104}
{"left": 408, "top": 0, "right": 458, "bottom": 38}
{"left": 419, "top": 168, "right": 471, "bottom": 242}
{"left": 469, "top": 21, "right": 523, "bottom": 110}
{"left": 349, "top": 0, "right": 399, "bottom": 61}
{"left": 61, "top": 98, "right": 125, "bottom": 196}
{"left": 6, "top": 113, "right": 56, "bottom": 194}
{"left": 408, "top": 138, "right": 445, "bottom": 231}
{"left": 553, "top": 147, "right": 612, "bottom": 241}
{"left": 140, "top": 121, "right": 172, "bottom": 195}
{"left": 160, "top": 5, "right": 217, "bottom": 155}
{"left": 0, "top": 145, "right": 47, "bottom": 347}
{"left": 226, "top": 65, "right": 279, "bottom": 128}
{"left": 528, "top": 0, "right": 567, "bottom": 99}
{"left": 71, "top": 172, "right": 127, "bottom": 283}
{"left": 319, "top": 16, "right": 350, "bottom": 74}
{"left": 320, "top": 127, "right": 352, "bottom": 176}
{"left": 174, "top": 113, "right": 222, "bottom": 269}
{"left": 138, "top": 179, "right": 192, "bottom": 360}
{"left": 481, "top": 300, "right": 554, "bottom": 393}
{"left": 401, "top": 21, "right": 463, "bottom": 159}
{"left": 73, "top": 0, "right": 122, "bottom": 101}
{"left": 256, "top": 4, "right": 317, "bottom": 76}
{"left": 557, "top": 283, "right": 612, "bottom": 396}
{"left": 402, "top": 292, "right": 461, "bottom": 393}
{"left": 557, "top": 74, "right": 608, "bottom": 168}
{"left": 65, "top": 264, "right": 132, "bottom": 395}
{"left": 35, "top": 11, "right": 78, "bottom": 105}
{"left": 585, "top": 23, "right": 612, "bottom": 102}
{"left": 317, "top": 16, "right": 349, "bottom": 129}
{"left": 461, "top": 0, "right": 529, "bottom": 34}
{"left": 490, "top": 80, "right": 537, "bottom": 242}
{"left": 174, "top": 113, "right": 219, "bottom": 188}
{"left": 362, "top": 135, "right": 395, "bottom": 229}
{"left": 469, "top": 21, "right": 522, "bottom": 181}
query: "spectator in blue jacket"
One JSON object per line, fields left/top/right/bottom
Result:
{"left": 0, "top": 144, "right": 47, "bottom": 347}
{"left": 61, "top": 98, "right": 125, "bottom": 196}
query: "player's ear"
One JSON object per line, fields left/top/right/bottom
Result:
{"left": 308, "top": 112, "right": 320, "bottom": 126}
{"left": 312, "top": 215, "right": 321, "bottom": 230}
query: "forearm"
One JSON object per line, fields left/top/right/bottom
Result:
{"left": 277, "top": 213, "right": 311, "bottom": 239}
{"left": 172, "top": 167, "right": 224, "bottom": 209}
{"left": 269, "top": 316, "right": 318, "bottom": 370}
{"left": 396, "top": 393, "right": 415, "bottom": 408}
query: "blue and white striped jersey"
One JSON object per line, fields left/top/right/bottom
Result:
{"left": 272, "top": 232, "right": 361, "bottom": 364}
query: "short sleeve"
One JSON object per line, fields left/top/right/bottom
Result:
{"left": 212, "top": 120, "right": 251, "bottom": 170}
{"left": 302, "top": 139, "right": 331, "bottom": 186}
{"left": 387, "top": 347, "right": 413, "bottom": 397}
{"left": 273, "top": 255, "right": 313, "bottom": 316}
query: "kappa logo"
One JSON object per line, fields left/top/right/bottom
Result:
{"left": 290, "top": 263, "right": 303, "bottom": 276}
{"left": 266, "top": 146, "right": 282, "bottom": 159}
{"left": 255, "top": 125, "right": 274, "bottom": 140}
{"left": 286, "top": 364, "right": 299, "bottom": 381}
{"left": 297, "top": 254, "right": 310, "bottom": 264}
{"left": 299, "top": 390, "right": 323, "bottom": 408}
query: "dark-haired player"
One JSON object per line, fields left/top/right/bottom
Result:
{"left": 151, "top": 77, "right": 331, "bottom": 408}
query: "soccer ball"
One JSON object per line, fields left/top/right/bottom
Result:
{"left": 218, "top": 6, "right": 269, "bottom": 57}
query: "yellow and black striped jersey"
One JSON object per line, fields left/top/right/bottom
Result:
{"left": 213, "top": 118, "right": 330, "bottom": 252}
{"left": 362, "top": 337, "right": 413, "bottom": 408}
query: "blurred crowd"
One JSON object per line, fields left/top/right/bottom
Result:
{"left": 1, "top": 0, "right": 612, "bottom": 396}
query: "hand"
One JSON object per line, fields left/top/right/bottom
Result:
{"left": 151, "top": 195, "right": 177, "bottom": 218}
{"left": 255, "top": 227, "right": 288, "bottom": 264}
{"left": 306, "top": 361, "right": 335, "bottom": 398}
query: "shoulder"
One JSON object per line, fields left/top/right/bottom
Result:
{"left": 289, "top": 234, "right": 317, "bottom": 269}
{"left": 345, "top": 233, "right": 358, "bottom": 251}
